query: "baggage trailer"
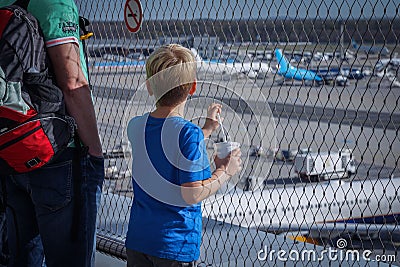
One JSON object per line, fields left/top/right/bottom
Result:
{"left": 294, "top": 149, "right": 356, "bottom": 182}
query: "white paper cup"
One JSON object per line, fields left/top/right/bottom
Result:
{"left": 213, "top": 141, "right": 240, "bottom": 159}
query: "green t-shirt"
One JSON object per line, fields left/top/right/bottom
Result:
{"left": 0, "top": 0, "right": 88, "bottom": 79}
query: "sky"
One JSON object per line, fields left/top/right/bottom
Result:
{"left": 76, "top": 0, "right": 399, "bottom": 22}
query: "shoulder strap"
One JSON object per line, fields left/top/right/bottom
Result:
{"left": 78, "top": 16, "right": 93, "bottom": 89}
{"left": 13, "top": 0, "right": 30, "bottom": 10}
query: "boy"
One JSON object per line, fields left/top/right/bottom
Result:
{"left": 125, "top": 44, "right": 242, "bottom": 266}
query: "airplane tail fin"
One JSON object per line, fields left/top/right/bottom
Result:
{"left": 351, "top": 39, "right": 359, "bottom": 49}
{"left": 191, "top": 48, "right": 203, "bottom": 62}
{"left": 275, "top": 49, "right": 290, "bottom": 74}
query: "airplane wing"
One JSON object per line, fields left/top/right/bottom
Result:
{"left": 260, "top": 223, "right": 400, "bottom": 247}
{"left": 200, "top": 219, "right": 383, "bottom": 266}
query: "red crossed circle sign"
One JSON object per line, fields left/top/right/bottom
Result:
{"left": 124, "top": 0, "right": 143, "bottom": 33}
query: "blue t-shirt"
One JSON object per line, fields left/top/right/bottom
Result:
{"left": 125, "top": 113, "right": 211, "bottom": 262}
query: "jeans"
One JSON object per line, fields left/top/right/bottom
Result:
{"left": 4, "top": 148, "right": 104, "bottom": 267}
{"left": 0, "top": 211, "right": 8, "bottom": 265}
{"left": 80, "top": 152, "right": 105, "bottom": 267}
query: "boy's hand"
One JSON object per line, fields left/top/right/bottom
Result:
{"left": 202, "top": 103, "right": 222, "bottom": 138}
{"left": 214, "top": 148, "right": 242, "bottom": 176}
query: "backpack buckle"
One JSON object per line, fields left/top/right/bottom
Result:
{"left": 25, "top": 157, "right": 42, "bottom": 168}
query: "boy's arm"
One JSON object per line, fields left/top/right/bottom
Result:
{"left": 202, "top": 103, "right": 221, "bottom": 138}
{"left": 181, "top": 148, "right": 242, "bottom": 205}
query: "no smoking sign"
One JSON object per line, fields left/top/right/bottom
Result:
{"left": 124, "top": 0, "right": 143, "bottom": 33}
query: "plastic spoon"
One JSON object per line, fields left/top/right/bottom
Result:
{"left": 217, "top": 113, "right": 227, "bottom": 142}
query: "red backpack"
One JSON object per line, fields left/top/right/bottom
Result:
{"left": 0, "top": 4, "right": 75, "bottom": 174}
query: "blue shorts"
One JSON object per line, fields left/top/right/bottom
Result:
{"left": 127, "top": 249, "right": 197, "bottom": 267}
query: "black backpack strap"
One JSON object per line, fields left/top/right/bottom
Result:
{"left": 13, "top": 0, "right": 30, "bottom": 9}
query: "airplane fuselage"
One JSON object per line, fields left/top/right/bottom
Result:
{"left": 202, "top": 177, "right": 400, "bottom": 229}
{"left": 278, "top": 65, "right": 323, "bottom": 82}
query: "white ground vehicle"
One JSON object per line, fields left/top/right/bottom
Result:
{"left": 294, "top": 149, "right": 356, "bottom": 182}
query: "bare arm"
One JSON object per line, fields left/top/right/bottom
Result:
{"left": 47, "top": 43, "right": 103, "bottom": 157}
{"left": 202, "top": 103, "right": 221, "bottom": 138}
{"left": 181, "top": 148, "right": 242, "bottom": 205}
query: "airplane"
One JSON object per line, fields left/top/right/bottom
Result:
{"left": 191, "top": 48, "right": 272, "bottom": 79}
{"left": 314, "top": 51, "right": 355, "bottom": 62}
{"left": 374, "top": 58, "right": 400, "bottom": 87}
{"left": 275, "top": 49, "right": 349, "bottom": 86}
{"left": 98, "top": 188, "right": 393, "bottom": 266}
{"left": 375, "top": 58, "right": 400, "bottom": 73}
{"left": 275, "top": 48, "right": 324, "bottom": 85}
{"left": 351, "top": 39, "right": 390, "bottom": 55}
{"left": 202, "top": 176, "right": 400, "bottom": 247}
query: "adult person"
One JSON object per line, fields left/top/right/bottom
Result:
{"left": 0, "top": 0, "right": 104, "bottom": 266}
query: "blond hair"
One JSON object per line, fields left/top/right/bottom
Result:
{"left": 146, "top": 44, "right": 196, "bottom": 107}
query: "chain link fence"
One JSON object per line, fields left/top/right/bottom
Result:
{"left": 76, "top": 0, "right": 399, "bottom": 265}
